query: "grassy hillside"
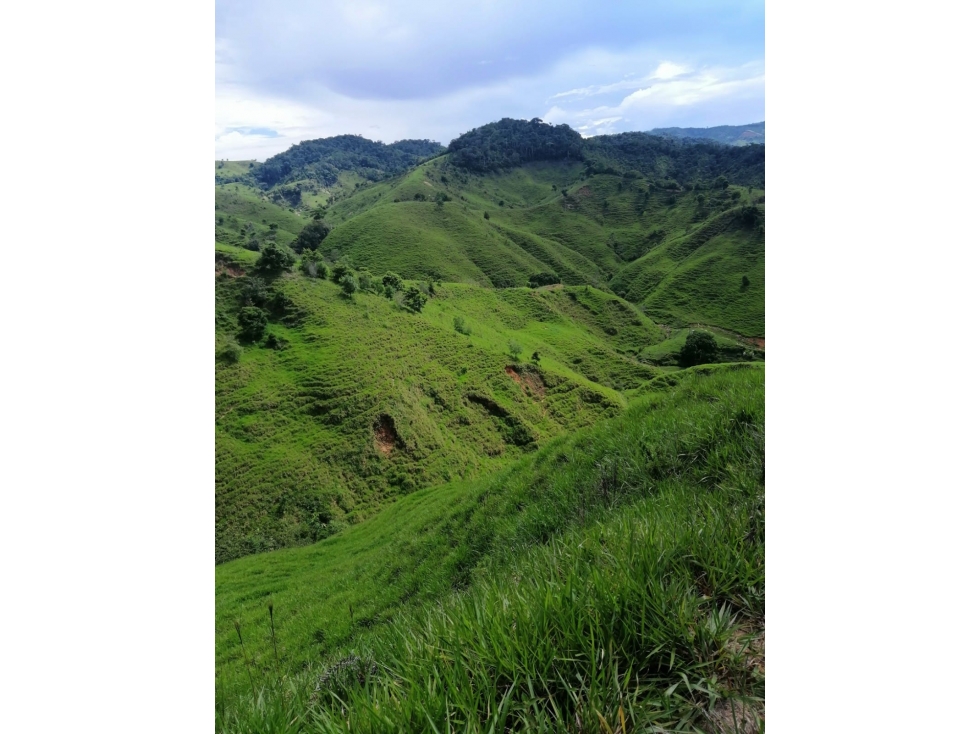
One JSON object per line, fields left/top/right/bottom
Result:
{"left": 610, "top": 204, "right": 766, "bottom": 336}
{"left": 216, "top": 247, "right": 663, "bottom": 563}
{"left": 216, "top": 364, "right": 764, "bottom": 732}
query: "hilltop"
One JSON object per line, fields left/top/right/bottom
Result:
{"left": 646, "top": 121, "right": 766, "bottom": 146}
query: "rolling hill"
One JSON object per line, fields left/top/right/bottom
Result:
{"left": 214, "top": 117, "right": 767, "bottom": 732}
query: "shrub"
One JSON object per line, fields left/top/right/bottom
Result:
{"left": 331, "top": 263, "right": 353, "bottom": 284}
{"left": 528, "top": 272, "right": 560, "bottom": 288}
{"left": 340, "top": 274, "right": 357, "bottom": 298}
{"left": 507, "top": 340, "right": 523, "bottom": 360}
{"left": 237, "top": 306, "right": 268, "bottom": 343}
{"left": 239, "top": 277, "right": 268, "bottom": 307}
{"left": 255, "top": 244, "right": 295, "bottom": 275}
{"left": 453, "top": 316, "right": 472, "bottom": 335}
{"left": 300, "top": 249, "right": 328, "bottom": 278}
{"left": 403, "top": 286, "right": 427, "bottom": 313}
{"left": 292, "top": 220, "right": 331, "bottom": 253}
{"left": 742, "top": 275, "right": 750, "bottom": 289}
{"left": 483, "top": 211, "right": 490, "bottom": 219}
{"left": 357, "top": 271, "right": 375, "bottom": 292}
{"left": 678, "top": 330, "right": 718, "bottom": 368}
{"left": 381, "top": 272, "right": 404, "bottom": 292}
{"left": 216, "top": 338, "right": 242, "bottom": 364}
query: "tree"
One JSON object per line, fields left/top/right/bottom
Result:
{"left": 742, "top": 275, "right": 750, "bottom": 289}
{"left": 357, "top": 270, "right": 375, "bottom": 292}
{"left": 678, "top": 330, "right": 718, "bottom": 368}
{"left": 237, "top": 306, "right": 268, "bottom": 343}
{"left": 340, "top": 274, "right": 357, "bottom": 298}
{"left": 239, "top": 277, "right": 268, "bottom": 307}
{"left": 381, "top": 272, "right": 404, "bottom": 292}
{"left": 255, "top": 244, "right": 295, "bottom": 275}
{"left": 483, "top": 211, "right": 490, "bottom": 219}
{"left": 403, "top": 286, "right": 427, "bottom": 313}
{"left": 531, "top": 351, "right": 541, "bottom": 364}
{"left": 331, "top": 262, "right": 353, "bottom": 284}
{"left": 713, "top": 175, "right": 729, "bottom": 189}
{"left": 507, "top": 340, "right": 523, "bottom": 361}
{"left": 292, "top": 220, "right": 331, "bottom": 253}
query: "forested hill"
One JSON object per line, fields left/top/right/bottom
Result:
{"left": 446, "top": 118, "right": 764, "bottom": 187}
{"left": 254, "top": 135, "right": 446, "bottom": 187}
{"left": 646, "top": 121, "right": 765, "bottom": 146}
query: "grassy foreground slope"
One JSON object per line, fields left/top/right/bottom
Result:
{"left": 216, "top": 247, "right": 662, "bottom": 563}
{"left": 217, "top": 364, "right": 764, "bottom": 732}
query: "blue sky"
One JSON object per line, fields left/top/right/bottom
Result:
{"left": 216, "top": 1, "right": 764, "bottom": 160}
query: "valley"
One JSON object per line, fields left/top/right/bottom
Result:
{"left": 214, "top": 118, "right": 765, "bottom": 733}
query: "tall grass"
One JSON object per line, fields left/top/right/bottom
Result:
{"left": 216, "top": 365, "right": 764, "bottom": 731}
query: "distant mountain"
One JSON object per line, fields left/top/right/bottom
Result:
{"left": 646, "top": 122, "right": 765, "bottom": 146}
{"left": 447, "top": 118, "right": 764, "bottom": 186}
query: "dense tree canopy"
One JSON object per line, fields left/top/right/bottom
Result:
{"left": 446, "top": 119, "right": 764, "bottom": 187}
{"left": 448, "top": 118, "right": 584, "bottom": 172}
{"left": 292, "top": 220, "right": 331, "bottom": 253}
{"left": 678, "top": 331, "right": 719, "bottom": 368}
{"left": 254, "top": 135, "right": 446, "bottom": 188}
{"left": 583, "top": 133, "right": 765, "bottom": 189}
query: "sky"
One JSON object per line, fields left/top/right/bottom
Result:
{"left": 216, "top": 1, "right": 764, "bottom": 161}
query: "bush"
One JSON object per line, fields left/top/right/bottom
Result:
{"left": 216, "top": 338, "right": 242, "bottom": 364}
{"left": 331, "top": 263, "right": 353, "bottom": 284}
{"left": 507, "top": 339, "right": 523, "bottom": 360}
{"left": 483, "top": 211, "right": 490, "bottom": 219}
{"left": 239, "top": 277, "right": 268, "bottom": 307}
{"left": 237, "top": 306, "right": 268, "bottom": 343}
{"left": 300, "top": 249, "right": 328, "bottom": 278}
{"left": 255, "top": 244, "right": 295, "bottom": 275}
{"left": 742, "top": 275, "right": 750, "bottom": 289}
{"left": 357, "top": 271, "right": 375, "bottom": 292}
{"left": 381, "top": 272, "right": 404, "bottom": 292}
{"left": 453, "top": 316, "right": 472, "bottom": 335}
{"left": 292, "top": 220, "right": 331, "bottom": 253}
{"left": 678, "top": 330, "right": 718, "bottom": 368}
{"left": 403, "top": 286, "right": 427, "bottom": 313}
{"left": 340, "top": 274, "right": 357, "bottom": 298}
{"left": 528, "top": 272, "right": 560, "bottom": 288}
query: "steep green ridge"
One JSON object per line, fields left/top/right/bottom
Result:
{"left": 216, "top": 247, "right": 662, "bottom": 563}
{"left": 647, "top": 121, "right": 766, "bottom": 146}
{"left": 610, "top": 206, "right": 765, "bottom": 336}
{"left": 216, "top": 364, "right": 764, "bottom": 727}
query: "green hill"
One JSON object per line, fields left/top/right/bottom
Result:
{"left": 214, "top": 118, "right": 767, "bottom": 731}
{"left": 216, "top": 245, "right": 663, "bottom": 563}
{"left": 214, "top": 122, "right": 765, "bottom": 564}
{"left": 647, "top": 121, "right": 766, "bottom": 147}
{"left": 216, "top": 364, "right": 764, "bottom": 732}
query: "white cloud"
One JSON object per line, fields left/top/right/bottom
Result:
{"left": 216, "top": 41, "right": 764, "bottom": 159}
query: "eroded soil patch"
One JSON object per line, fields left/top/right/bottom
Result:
{"left": 373, "top": 414, "right": 400, "bottom": 456}
{"left": 504, "top": 365, "right": 546, "bottom": 397}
